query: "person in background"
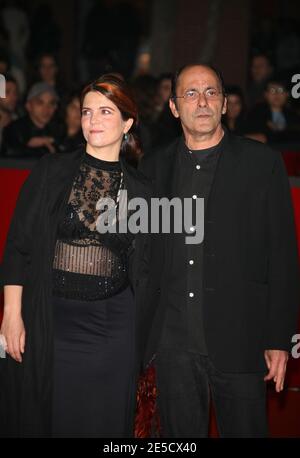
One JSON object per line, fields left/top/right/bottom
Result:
{"left": 1, "top": 81, "right": 62, "bottom": 157}
{"left": 0, "top": 106, "right": 11, "bottom": 148}
{"left": 246, "top": 54, "right": 273, "bottom": 109}
{"left": 222, "top": 85, "right": 246, "bottom": 135}
{"left": 32, "top": 53, "right": 65, "bottom": 98}
{"left": 245, "top": 78, "right": 300, "bottom": 144}
{"left": 58, "top": 92, "right": 84, "bottom": 153}
{"left": 0, "top": 74, "right": 21, "bottom": 148}
{"left": 131, "top": 74, "right": 158, "bottom": 154}
{"left": 0, "top": 74, "right": 21, "bottom": 119}
{"left": 156, "top": 73, "right": 173, "bottom": 113}
{"left": 150, "top": 72, "right": 182, "bottom": 150}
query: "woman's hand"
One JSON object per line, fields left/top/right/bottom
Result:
{"left": 0, "top": 311, "right": 25, "bottom": 363}
{"left": 2, "top": 285, "right": 25, "bottom": 362}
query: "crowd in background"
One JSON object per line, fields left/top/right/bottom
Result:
{"left": 0, "top": 51, "right": 300, "bottom": 160}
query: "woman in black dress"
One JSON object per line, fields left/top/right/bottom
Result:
{"left": 0, "top": 74, "right": 151, "bottom": 437}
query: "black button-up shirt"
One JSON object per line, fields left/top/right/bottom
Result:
{"left": 160, "top": 133, "right": 224, "bottom": 353}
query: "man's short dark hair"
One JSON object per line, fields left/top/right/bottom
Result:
{"left": 170, "top": 64, "right": 226, "bottom": 100}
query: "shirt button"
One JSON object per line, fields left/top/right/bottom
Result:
{"left": 196, "top": 164, "right": 201, "bottom": 170}
{"left": 189, "top": 292, "right": 194, "bottom": 298}
{"left": 189, "top": 260, "right": 194, "bottom": 265}
{"left": 192, "top": 194, "right": 197, "bottom": 199}
{"left": 190, "top": 226, "right": 195, "bottom": 232}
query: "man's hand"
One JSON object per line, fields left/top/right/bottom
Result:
{"left": 264, "top": 349, "right": 289, "bottom": 392}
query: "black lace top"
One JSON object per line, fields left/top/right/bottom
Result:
{"left": 52, "top": 152, "right": 132, "bottom": 300}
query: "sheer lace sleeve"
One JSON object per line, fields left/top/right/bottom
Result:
{"left": 52, "top": 154, "right": 132, "bottom": 300}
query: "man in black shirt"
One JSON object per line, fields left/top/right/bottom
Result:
{"left": 140, "top": 64, "right": 299, "bottom": 437}
{"left": 1, "top": 82, "right": 61, "bottom": 157}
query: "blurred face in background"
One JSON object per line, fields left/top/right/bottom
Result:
{"left": 226, "top": 94, "right": 243, "bottom": 120}
{"left": 81, "top": 91, "right": 133, "bottom": 155}
{"left": 251, "top": 56, "right": 272, "bottom": 83}
{"left": 0, "top": 80, "right": 18, "bottom": 112}
{"left": 135, "top": 52, "right": 151, "bottom": 76}
{"left": 0, "top": 107, "right": 12, "bottom": 128}
{"left": 39, "top": 55, "right": 58, "bottom": 84}
{"left": 66, "top": 96, "right": 81, "bottom": 131}
{"left": 26, "top": 92, "right": 57, "bottom": 128}
{"left": 158, "top": 77, "right": 172, "bottom": 104}
{"left": 265, "top": 83, "right": 288, "bottom": 111}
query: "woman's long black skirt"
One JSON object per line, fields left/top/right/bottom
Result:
{"left": 51, "top": 286, "right": 135, "bottom": 438}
